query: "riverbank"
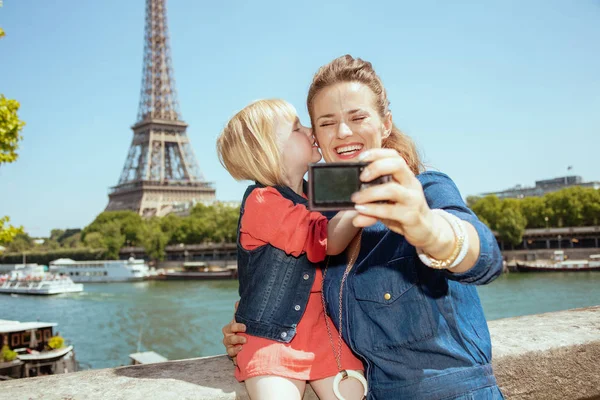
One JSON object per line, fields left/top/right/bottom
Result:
{"left": 2, "top": 306, "right": 598, "bottom": 400}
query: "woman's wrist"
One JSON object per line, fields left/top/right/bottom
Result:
{"left": 417, "top": 210, "right": 469, "bottom": 270}
{"left": 421, "top": 211, "right": 456, "bottom": 260}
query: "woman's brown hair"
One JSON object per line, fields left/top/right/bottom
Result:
{"left": 307, "top": 55, "right": 423, "bottom": 175}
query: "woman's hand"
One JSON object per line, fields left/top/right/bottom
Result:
{"left": 351, "top": 149, "right": 455, "bottom": 260}
{"left": 221, "top": 302, "right": 247, "bottom": 365}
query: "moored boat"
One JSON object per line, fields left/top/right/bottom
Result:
{"left": 0, "top": 265, "right": 83, "bottom": 295}
{"left": 515, "top": 251, "right": 600, "bottom": 272}
{"left": 157, "top": 261, "right": 237, "bottom": 280}
{"left": 0, "top": 275, "right": 83, "bottom": 295}
{"left": 49, "top": 257, "right": 150, "bottom": 282}
{"left": 0, "top": 319, "right": 78, "bottom": 379}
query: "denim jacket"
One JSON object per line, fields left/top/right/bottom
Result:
{"left": 234, "top": 183, "right": 316, "bottom": 343}
{"left": 323, "top": 171, "right": 504, "bottom": 399}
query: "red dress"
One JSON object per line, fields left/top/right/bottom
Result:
{"left": 235, "top": 187, "right": 364, "bottom": 382}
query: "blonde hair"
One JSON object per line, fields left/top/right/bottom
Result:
{"left": 216, "top": 99, "right": 297, "bottom": 186}
{"left": 307, "top": 55, "right": 423, "bottom": 175}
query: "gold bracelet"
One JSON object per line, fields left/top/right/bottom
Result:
{"left": 417, "top": 210, "right": 467, "bottom": 270}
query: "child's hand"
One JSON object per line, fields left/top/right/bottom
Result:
{"left": 222, "top": 301, "right": 247, "bottom": 365}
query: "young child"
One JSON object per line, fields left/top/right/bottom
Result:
{"left": 216, "top": 99, "right": 365, "bottom": 400}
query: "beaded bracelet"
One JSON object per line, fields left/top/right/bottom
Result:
{"left": 417, "top": 209, "right": 469, "bottom": 270}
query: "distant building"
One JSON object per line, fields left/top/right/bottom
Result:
{"left": 481, "top": 176, "right": 600, "bottom": 199}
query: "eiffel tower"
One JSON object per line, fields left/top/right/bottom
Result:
{"left": 106, "top": 0, "right": 215, "bottom": 217}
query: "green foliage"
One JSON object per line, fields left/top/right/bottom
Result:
{"left": 0, "top": 248, "right": 106, "bottom": 265}
{"left": 465, "top": 196, "right": 481, "bottom": 209}
{"left": 496, "top": 207, "right": 527, "bottom": 246}
{"left": 83, "top": 211, "right": 142, "bottom": 246}
{"left": 98, "top": 221, "right": 125, "bottom": 259}
{"left": 47, "top": 336, "right": 64, "bottom": 350}
{"left": 470, "top": 195, "right": 502, "bottom": 230}
{"left": 0, "top": 95, "right": 25, "bottom": 165}
{"left": 0, "top": 216, "right": 24, "bottom": 245}
{"left": 0, "top": 92, "right": 26, "bottom": 245}
{"left": 140, "top": 218, "right": 169, "bottom": 261}
{"left": 580, "top": 188, "right": 600, "bottom": 226}
{"left": 1, "top": 345, "right": 18, "bottom": 362}
{"left": 160, "top": 214, "right": 184, "bottom": 245}
{"left": 1, "top": 203, "right": 241, "bottom": 262}
{"left": 83, "top": 232, "right": 104, "bottom": 249}
{"left": 520, "top": 196, "right": 551, "bottom": 228}
{"left": 5, "top": 232, "right": 33, "bottom": 252}
{"left": 62, "top": 232, "right": 84, "bottom": 248}
{"left": 469, "top": 187, "right": 600, "bottom": 233}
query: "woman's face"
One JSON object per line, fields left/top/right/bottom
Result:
{"left": 311, "top": 82, "right": 391, "bottom": 163}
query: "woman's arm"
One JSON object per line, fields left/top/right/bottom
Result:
{"left": 350, "top": 149, "right": 502, "bottom": 284}
{"left": 326, "top": 210, "right": 360, "bottom": 255}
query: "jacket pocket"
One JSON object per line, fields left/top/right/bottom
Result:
{"left": 352, "top": 256, "right": 434, "bottom": 350}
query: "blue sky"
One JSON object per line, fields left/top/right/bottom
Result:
{"left": 0, "top": 0, "right": 598, "bottom": 237}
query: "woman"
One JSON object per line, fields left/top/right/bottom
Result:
{"left": 223, "top": 55, "right": 504, "bottom": 399}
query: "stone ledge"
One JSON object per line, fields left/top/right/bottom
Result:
{"left": 2, "top": 306, "right": 599, "bottom": 400}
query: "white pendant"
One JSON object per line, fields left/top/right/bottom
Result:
{"left": 332, "top": 369, "right": 368, "bottom": 400}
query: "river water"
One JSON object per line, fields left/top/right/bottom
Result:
{"left": 1, "top": 272, "right": 599, "bottom": 369}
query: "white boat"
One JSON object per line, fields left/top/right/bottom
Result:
{"left": 0, "top": 265, "right": 83, "bottom": 295}
{"left": 49, "top": 257, "right": 150, "bottom": 282}
{"left": 0, "top": 276, "right": 83, "bottom": 295}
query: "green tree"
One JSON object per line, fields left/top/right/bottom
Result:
{"left": 0, "top": 26, "right": 25, "bottom": 243}
{"left": 84, "top": 232, "right": 105, "bottom": 249}
{"left": 466, "top": 196, "right": 481, "bottom": 209}
{"left": 0, "top": 72, "right": 26, "bottom": 243}
{"left": 5, "top": 232, "right": 34, "bottom": 253}
{"left": 83, "top": 211, "right": 143, "bottom": 246}
{"left": 56, "top": 229, "right": 82, "bottom": 245}
{"left": 160, "top": 214, "right": 184, "bottom": 245}
{"left": 40, "top": 239, "right": 61, "bottom": 251}
{"left": 470, "top": 195, "right": 502, "bottom": 229}
{"left": 212, "top": 203, "right": 239, "bottom": 242}
{"left": 140, "top": 218, "right": 169, "bottom": 261}
{"left": 98, "top": 221, "right": 124, "bottom": 259}
{"left": 520, "top": 196, "right": 552, "bottom": 228}
{"left": 0, "top": 216, "right": 24, "bottom": 245}
{"left": 62, "top": 232, "right": 84, "bottom": 248}
{"left": 49, "top": 229, "right": 65, "bottom": 241}
{"left": 545, "top": 188, "right": 584, "bottom": 227}
{"left": 496, "top": 207, "right": 527, "bottom": 246}
{"left": 0, "top": 95, "right": 24, "bottom": 164}
{"left": 581, "top": 189, "right": 600, "bottom": 226}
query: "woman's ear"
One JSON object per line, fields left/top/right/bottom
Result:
{"left": 382, "top": 112, "right": 393, "bottom": 139}
{"left": 312, "top": 130, "right": 320, "bottom": 146}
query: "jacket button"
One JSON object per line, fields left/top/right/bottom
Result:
{"left": 280, "top": 332, "right": 287, "bottom": 339}
{"left": 384, "top": 293, "right": 392, "bottom": 301}
{"left": 294, "top": 305, "right": 301, "bottom": 311}
{"left": 303, "top": 274, "right": 310, "bottom": 280}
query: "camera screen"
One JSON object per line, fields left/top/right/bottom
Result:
{"left": 313, "top": 166, "right": 360, "bottom": 204}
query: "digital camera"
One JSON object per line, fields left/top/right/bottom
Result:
{"left": 308, "top": 162, "right": 392, "bottom": 211}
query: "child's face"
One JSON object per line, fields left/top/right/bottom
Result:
{"left": 277, "top": 116, "right": 322, "bottom": 178}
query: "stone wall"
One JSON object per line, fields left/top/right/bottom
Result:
{"left": 2, "top": 306, "right": 599, "bottom": 400}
